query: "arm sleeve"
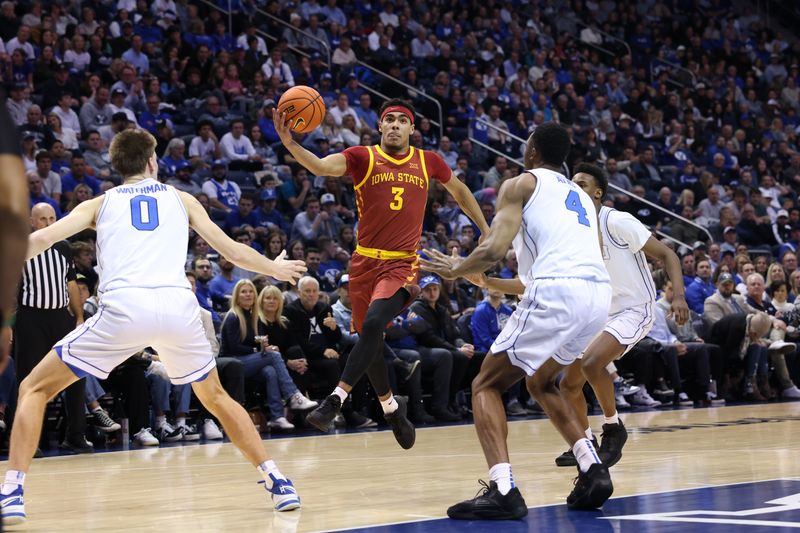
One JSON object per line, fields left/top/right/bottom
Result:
{"left": 342, "top": 145, "right": 369, "bottom": 180}
{"left": 608, "top": 210, "right": 651, "bottom": 253}
{"left": 424, "top": 151, "right": 452, "bottom": 184}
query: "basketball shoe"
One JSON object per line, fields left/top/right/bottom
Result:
{"left": 1, "top": 485, "right": 25, "bottom": 525}
{"left": 597, "top": 421, "right": 627, "bottom": 467}
{"left": 383, "top": 396, "right": 415, "bottom": 449}
{"left": 260, "top": 474, "right": 301, "bottom": 511}
{"left": 555, "top": 436, "right": 598, "bottom": 467}
{"left": 306, "top": 394, "right": 342, "bottom": 432}
{"left": 447, "top": 480, "right": 528, "bottom": 520}
{"left": 566, "top": 463, "right": 613, "bottom": 510}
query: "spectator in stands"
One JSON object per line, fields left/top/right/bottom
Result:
{"left": 209, "top": 256, "right": 240, "bottom": 312}
{"left": 329, "top": 93, "right": 361, "bottom": 128}
{"left": 78, "top": 86, "right": 112, "bottom": 133}
{"left": 219, "top": 118, "right": 263, "bottom": 170}
{"left": 704, "top": 272, "right": 746, "bottom": 324}
{"left": 737, "top": 203, "right": 777, "bottom": 248}
{"left": 191, "top": 257, "right": 219, "bottom": 319}
{"left": 27, "top": 172, "right": 60, "bottom": 218}
{"left": 46, "top": 113, "right": 78, "bottom": 151}
{"left": 188, "top": 119, "right": 221, "bottom": 168}
{"left": 30, "top": 150, "right": 61, "bottom": 205}
{"left": 61, "top": 154, "right": 103, "bottom": 203}
{"left": 70, "top": 241, "right": 98, "bottom": 294}
{"left": 19, "top": 104, "right": 55, "bottom": 149}
{"left": 220, "top": 280, "right": 317, "bottom": 430}
{"left": 685, "top": 259, "right": 715, "bottom": 314}
{"left": 166, "top": 161, "right": 201, "bottom": 195}
{"left": 261, "top": 48, "right": 294, "bottom": 90}
{"left": 201, "top": 159, "right": 241, "bottom": 212}
{"left": 224, "top": 192, "right": 258, "bottom": 234}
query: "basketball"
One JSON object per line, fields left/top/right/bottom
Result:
{"left": 277, "top": 85, "right": 326, "bottom": 133}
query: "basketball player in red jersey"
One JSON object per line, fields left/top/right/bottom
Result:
{"left": 274, "top": 99, "right": 489, "bottom": 448}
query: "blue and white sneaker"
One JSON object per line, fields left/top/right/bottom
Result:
{"left": 1, "top": 486, "right": 26, "bottom": 525}
{"left": 259, "top": 474, "right": 301, "bottom": 511}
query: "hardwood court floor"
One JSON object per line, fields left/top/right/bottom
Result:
{"left": 4, "top": 402, "right": 799, "bottom": 532}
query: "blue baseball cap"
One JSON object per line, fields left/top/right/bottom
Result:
{"left": 175, "top": 160, "right": 191, "bottom": 171}
{"left": 419, "top": 275, "right": 440, "bottom": 289}
{"left": 212, "top": 159, "right": 227, "bottom": 168}
{"left": 338, "top": 274, "right": 349, "bottom": 287}
{"left": 260, "top": 188, "right": 278, "bottom": 201}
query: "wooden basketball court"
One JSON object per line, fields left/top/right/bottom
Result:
{"left": 4, "top": 402, "right": 799, "bottom": 532}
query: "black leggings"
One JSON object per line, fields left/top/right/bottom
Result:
{"left": 340, "top": 290, "right": 408, "bottom": 397}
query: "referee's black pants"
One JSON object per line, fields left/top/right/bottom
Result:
{"left": 13, "top": 306, "right": 86, "bottom": 444}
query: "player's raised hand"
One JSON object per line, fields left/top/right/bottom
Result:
{"left": 272, "top": 109, "right": 294, "bottom": 145}
{"left": 271, "top": 250, "right": 307, "bottom": 285}
{"left": 419, "top": 247, "right": 461, "bottom": 279}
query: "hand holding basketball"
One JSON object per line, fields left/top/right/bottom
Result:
{"left": 274, "top": 85, "right": 326, "bottom": 134}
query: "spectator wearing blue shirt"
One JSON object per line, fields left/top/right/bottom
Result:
{"left": 121, "top": 35, "right": 150, "bottom": 75}
{"left": 254, "top": 188, "right": 288, "bottom": 233}
{"left": 224, "top": 192, "right": 259, "bottom": 233}
{"left": 28, "top": 174, "right": 62, "bottom": 219}
{"left": 499, "top": 249, "right": 518, "bottom": 279}
{"left": 257, "top": 100, "right": 281, "bottom": 144}
{"left": 686, "top": 259, "right": 716, "bottom": 314}
{"left": 134, "top": 13, "right": 163, "bottom": 44}
{"left": 138, "top": 94, "right": 172, "bottom": 135}
{"left": 61, "top": 155, "right": 102, "bottom": 203}
{"left": 191, "top": 257, "right": 221, "bottom": 323}
{"left": 470, "top": 291, "right": 513, "bottom": 354}
{"left": 208, "top": 257, "right": 241, "bottom": 312}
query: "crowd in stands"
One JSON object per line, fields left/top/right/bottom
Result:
{"left": 2, "top": 0, "right": 800, "bottom": 450}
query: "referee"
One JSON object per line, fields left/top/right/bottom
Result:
{"left": 14, "top": 203, "right": 90, "bottom": 454}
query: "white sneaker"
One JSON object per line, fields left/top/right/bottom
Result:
{"left": 202, "top": 419, "right": 224, "bottom": 440}
{"left": 288, "top": 391, "right": 318, "bottom": 410}
{"left": 630, "top": 388, "right": 662, "bottom": 407}
{"left": 615, "top": 391, "right": 631, "bottom": 409}
{"left": 782, "top": 385, "right": 800, "bottom": 400}
{"left": 133, "top": 427, "right": 160, "bottom": 446}
{"left": 268, "top": 417, "right": 295, "bottom": 430}
{"left": 676, "top": 392, "right": 694, "bottom": 406}
{"left": 768, "top": 340, "right": 797, "bottom": 356}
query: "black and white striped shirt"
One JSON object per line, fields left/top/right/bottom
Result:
{"left": 18, "top": 240, "right": 76, "bottom": 309}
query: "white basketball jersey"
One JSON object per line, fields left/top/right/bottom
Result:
{"left": 95, "top": 179, "right": 191, "bottom": 294}
{"left": 599, "top": 206, "right": 657, "bottom": 314}
{"left": 514, "top": 169, "right": 608, "bottom": 285}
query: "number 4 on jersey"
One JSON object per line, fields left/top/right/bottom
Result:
{"left": 564, "top": 190, "right": 590, "bottom": 227}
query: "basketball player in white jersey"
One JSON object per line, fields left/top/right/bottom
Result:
{"left": 421, "top": 123, "right": 613, "bottom": 519}
{"left": 0, "top": 130, "right": 307, "bottom": 526}
{"left": 553, "top": 163, "right": 688, "bottom": 468}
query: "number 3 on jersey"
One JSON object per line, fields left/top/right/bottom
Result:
{"left": 130, "top": 195, "right": 160, "bottom": 231}
{"left": 564, "top": 190, "right": 590, "bottom": 227}
{"left": 389, "top": 186, "right": 404, "bottom": 210}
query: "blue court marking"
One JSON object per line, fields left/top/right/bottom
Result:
{"left": 329, "top": 479, "right": 800, "bottom": 533}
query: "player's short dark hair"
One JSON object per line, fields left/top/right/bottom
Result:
{"left": 109, "top": 129, "right": 156, "bottom": 178}
{"left": 531, "top": 122, "right": 570, "bottom": 167}
{"left": 378, "top": 98, "right": 416, "bottom": 119}
{"left": 574, "top": 162, "right": 608, "bottom": 197}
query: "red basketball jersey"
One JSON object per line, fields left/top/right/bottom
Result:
{"left": 343, "top": 145, "right": 451, "bottom": 252}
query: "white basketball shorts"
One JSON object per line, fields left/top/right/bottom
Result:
{"left": 490, "top": 278, "right": 611, "bottom": 375}
{"left": 603, "top": 301, "right": 655, "bottom": 357}
{"left": 55, "top": 287, "right": 216, "bottom": 385}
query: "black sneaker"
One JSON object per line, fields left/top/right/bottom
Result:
{"left": 306, "top": 394, "right": 342, "bottom": 432}
{"left": 59, "top": 437, "right": 94, "bottom": 454}
{"left": 447, "top": 480, "right": 528, "bottom": 520}
{"left": 555, "top": 437, "right": 598, "bottom": 467}
{"left": 597, "top": 421, "right": 627, "bottom": 467}
{"left": 566, "top": 463, "right": 613, "bottom": 510}
{"left": 91, "top": 408, "right": 121, "bottom": 433}
{"left": 384, "top": 396, "right": 415, "bottom": 449}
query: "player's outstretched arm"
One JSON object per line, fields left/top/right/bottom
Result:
{"left": 422, "top": 175, "right": 531, "bottom": 279}
{"left": 443, "top": 177, "right": 490, "bottom": 236}
{"left": 642, "top": 236, "right": 689, "bottom": 324}
{"left": 182, "top": 191, "right": 307, "bottom": 284}
{"left": 27, "top": 197, "right": 103, "bottom": 260}
{"left": 424, "top": 248, "right": 527, "bottom": 295}
{"left": 272, "top": 109, "right": 347, "bottom": 177}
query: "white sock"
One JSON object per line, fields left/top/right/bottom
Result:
{"left": 155, "top": 414, "right": 167, "bottom": 428}
{"left": 604, "top": 412, "right": 619, "bottom": 425}
{"left": 573, "top": 438, "right": 601, "bottom": 473}
{"left": 380, "top": 395, "right": 398, "bottom": 414}
{"left": 333, "top": 386, "right": 349, "bottom": 403}
{"left": 1, "top": 470, "right": 25, "bottom": 495}
{"left": 175, "top": 416, "right": 186, "bottom": 428}
{"left": 585, "top": 427, "right": 593, "bottom": 440}
{"left": 488, "top": 463, "right": 515, "bottom": 495}
{"left": 257, "top": 460, "right": 286, "bottom": 489}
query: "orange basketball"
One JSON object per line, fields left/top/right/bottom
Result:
{"left": 277, "top": 85, "right": 326, "bottom": 133}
